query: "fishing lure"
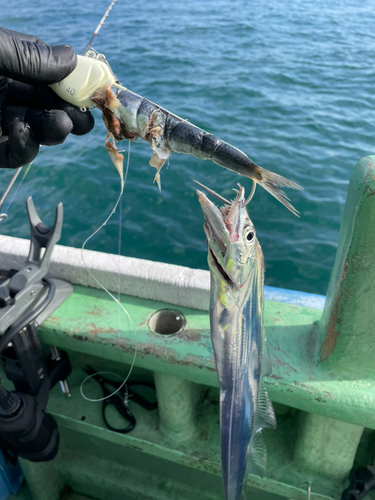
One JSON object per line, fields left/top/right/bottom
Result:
{"left": 94, "top": 83, "right": 301, "bottom": 215}
{"left": 196, "top": 181, "right": 276, "bottom": 500}
{"left": 51, "top": 53, "right": 302, "bottom": 215}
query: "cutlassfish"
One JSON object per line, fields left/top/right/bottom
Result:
{"left": 197, "top": 182, "right": 276, "bottom": 500}
{"left": 92, "top": 84, "right": 301, "bottom": 215}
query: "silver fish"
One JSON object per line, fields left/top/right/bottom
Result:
{"left": 92, "top": 84, "right": 301, "bottom": 216}
{"left": 197, "top": 183, "right": 276, "bottom": 500}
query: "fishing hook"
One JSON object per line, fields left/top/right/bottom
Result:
{"left": 244, "top": 180, "right": 256, "bottom": 205}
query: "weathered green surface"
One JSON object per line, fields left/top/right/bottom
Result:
{"left": 26, "top": 285, "right": 370, "bottom": 499}
{"left": 18, "top": 459, "right": 62, "bottom": 500}
{"left": 38, "top": 285, "right": 375, "bottom": 429}
{"left": 10, "top": 157, "right": 375, "bottom": 500}
{"left": 153, "top": 372, "right": 201, "bottom": 441}
{"left": 9, "top": 352, "right": 346, "bottom": 500}
{"left": 319, "top": 155, "right": 375, "bottom": 376}
{"left": 10, "top": 487, "right": 91, "bottom": 500}
{"left": 293, "top": 413, "right": 364, "bottom": 479}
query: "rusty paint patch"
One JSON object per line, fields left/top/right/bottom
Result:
{"left": 362, "top": 158, "right": 375, "bottom": 184}
{"left": 76, "top": 323, "right": 118, "bottom": 339}
{"left": 46, "top": 316, "right": 60, "bottom": 324}
{"left": 274, "top": 341, "right": 288, "bottom": 356}
{"left": 87, "top": 306, "right": 103, "bottom": 317}
{"left": 179, "top": 329, "right": 203, "bottom": 343}
{"left": 365, "top": 185, "right": 375, "bottom": 198}
{"left": 320, "top": 258, "right": 349, "bottom": 361}
{"left": 116, "top": 339, "right": 217, "bottom": 372}
{"left": 297, "top": 381, "right": 334, "bottom": 400}
{"left": 273, "top": 355, "right": 298, "bottom": 374}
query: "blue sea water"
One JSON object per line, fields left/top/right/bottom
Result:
{"left": 1, "top": 0, "right": 375, "bottom": 296}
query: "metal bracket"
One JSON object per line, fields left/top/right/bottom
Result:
{"left": 0, "top": 197, "right": 72, "bottom": 335}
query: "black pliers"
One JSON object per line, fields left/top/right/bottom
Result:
{"left": 83, "top": 366, "right": 157, "bottom": 434}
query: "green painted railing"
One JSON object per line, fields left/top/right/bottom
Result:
{"left": 7, "top": 156, "right": 375, "bottom": 500}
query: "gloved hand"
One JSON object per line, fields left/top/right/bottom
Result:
{"left": 0, "top": 27, "right": 95, "bottom": 169}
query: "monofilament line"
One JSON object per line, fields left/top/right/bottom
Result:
{"left": 0, "top": 162, "right": 33, "bottom": 224}
{"left": 117, "top": 142, "right": 130, "bottom": 328}
{"left": 80, "top": 143, "right": 136, "bottom": 402}
{"left": 83, "top": 0, "right": 119, "bottom": 54}
{"left": 80, "top": 371, "right": 126, "bottom": 403}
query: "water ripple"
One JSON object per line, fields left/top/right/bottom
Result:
{"left": 1, "top": 0, "right": 375, "bottom": 295}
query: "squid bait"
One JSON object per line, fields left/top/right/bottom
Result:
{"left": 197, "top": 182, "right": 276, "bottom": 500}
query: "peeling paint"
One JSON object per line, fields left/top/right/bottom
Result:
{"left": 320, "top": 258, "right": 348, "bottom": 361}
{"left": 87, "top": 306, "right": 103, "bottom": 317}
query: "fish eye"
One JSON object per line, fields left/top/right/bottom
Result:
{"left": 245, "top": 228, "right": 255, "bottom": 243}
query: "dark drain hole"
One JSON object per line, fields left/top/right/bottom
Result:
{"left": 148, "top": 309, "right": 186, "bottom": 336}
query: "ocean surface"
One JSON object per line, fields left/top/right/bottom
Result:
{"left": 1, "top": 0, "right": 375, "bottom": 296}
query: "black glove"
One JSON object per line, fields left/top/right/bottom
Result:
{"left": 0, "top": 27, "right": 95, "bottom": 169}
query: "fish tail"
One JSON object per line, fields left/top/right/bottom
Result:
{"left": 209, "top": 140, "right": 302, "bottom": 216}
{"left": 253, "top": 165, "right": 302, "bottom": 217}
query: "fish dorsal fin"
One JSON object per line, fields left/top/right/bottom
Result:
{"left": 254, "top": 380, "right": 276, "bottom": 432}
{"left": 248, "top": 430, "right": 267, "bottom": 477}
{"left": 248, "top": 379, "right": 276, "bottom": 478}
{"left": 255, "top": 335, "right": 277, "bottom": 431}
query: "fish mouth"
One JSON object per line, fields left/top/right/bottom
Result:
{"left": 197, "top": 189, "right": 234, "bottom": 286}
{"left": 208, "top": 244, "right": 233, "bottom": 286}
{"left": 197, "top": 190, "right": 228, "bottom": 245}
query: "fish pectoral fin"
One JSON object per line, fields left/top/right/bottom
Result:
{"left": 248, "top": 430, "right": 267, "bottom": 478}
{"left": 254, "top": 380, "right": 277, "bottom": 431}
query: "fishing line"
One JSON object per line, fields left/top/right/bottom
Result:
{"left": 80, "top": 142, "right": 137, "bottom": 403}
{"left": 80, "top": 371, "right": 127, "bottom": 403}
{"left": 0, "top": 162, "right": 33, "bottom": 224}
{"left": 117, "top": 185, "right": 123, "bottom": 329}
{"left": 83, "top": 0, "right": 119, "bottom": 54}
{"left": 116, "top": 147, "right": 129, "bottom": 327}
